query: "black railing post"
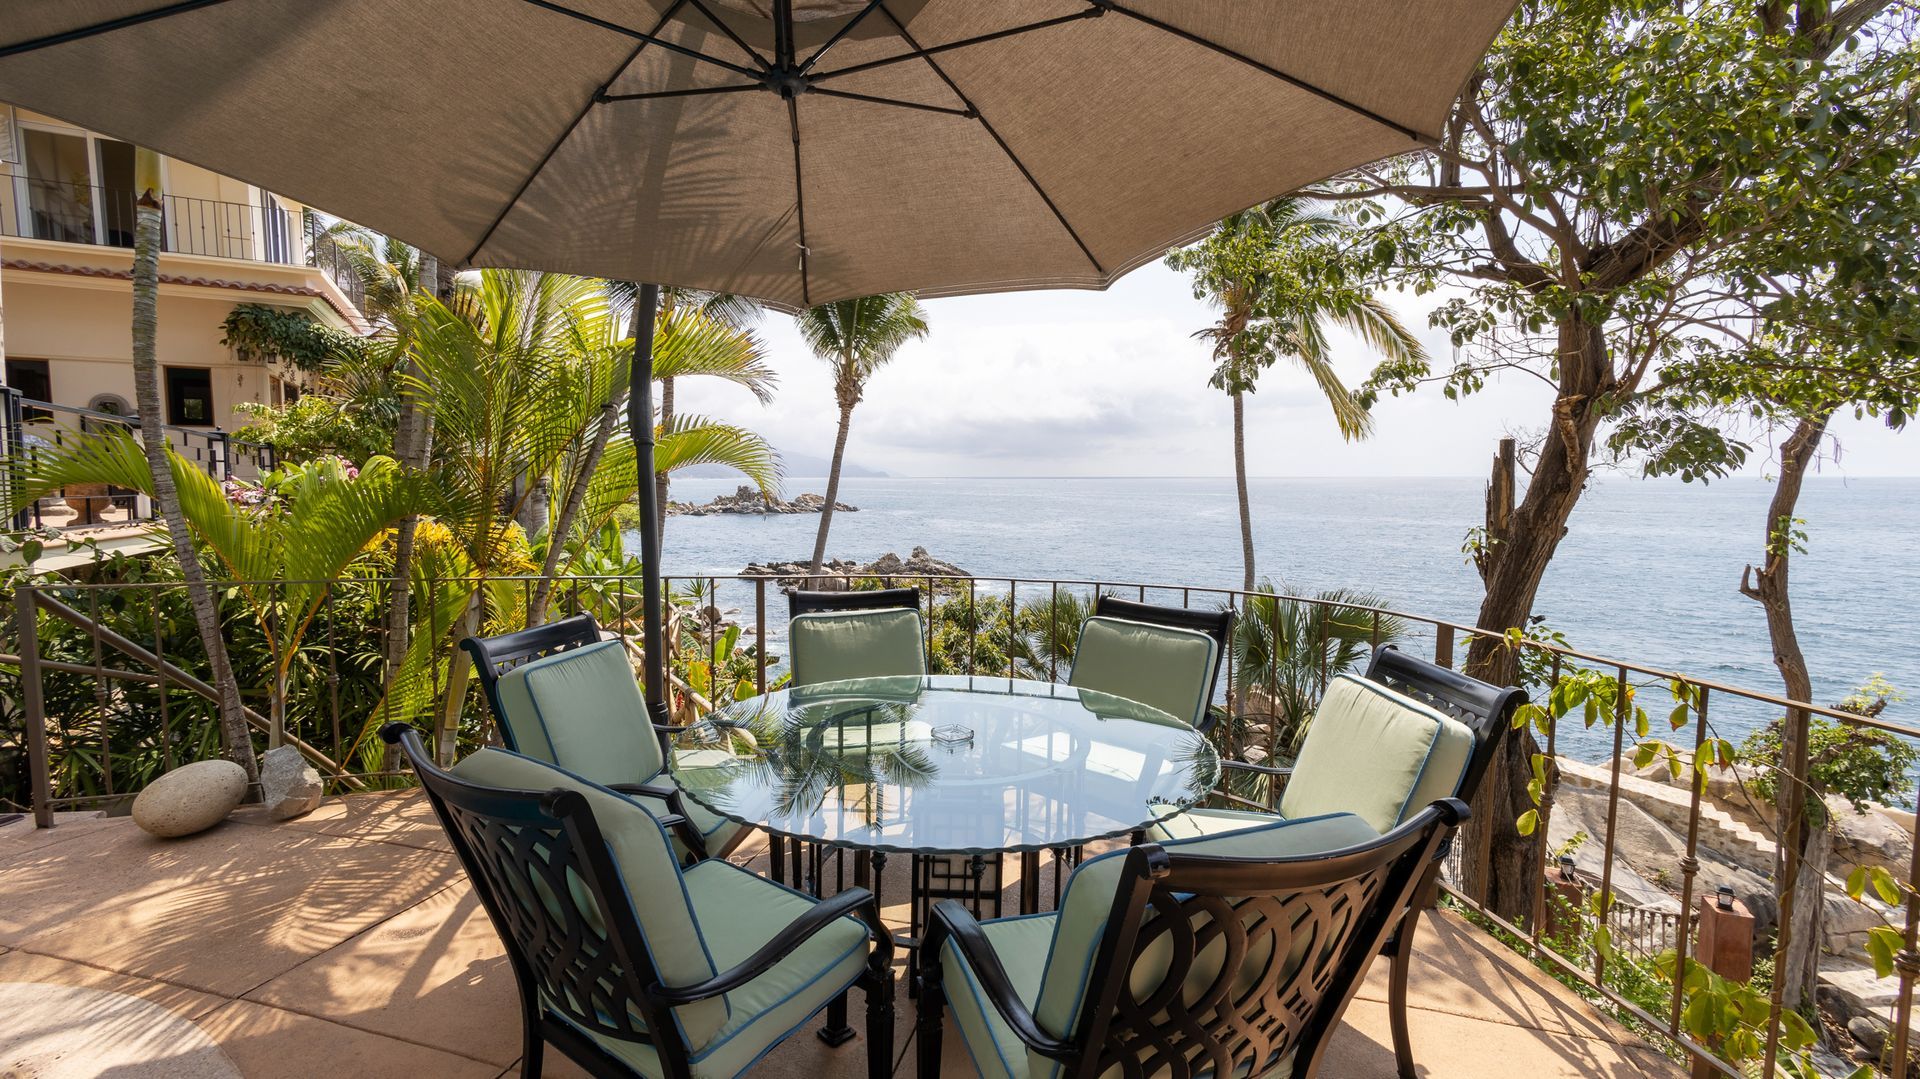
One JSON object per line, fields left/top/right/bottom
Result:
{"left": 1, "top": 384, "right": 27, "bottom": 530}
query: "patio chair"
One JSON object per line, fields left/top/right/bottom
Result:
{"left": 384, "top": 723, "right": 896, "bottom": 1079}
{"left": 1148, "top": 645, "right": 1526, "bottom": 1079}
{"left": 787, "top": 588, "right": 926, "bottom": 686}
{"left": 916, "top": 798, "right": 1470, "bottom": 1079}
{"left": 1066, "top": 596, "right": 1232, "bottom": 732}
{"left": 461, "top": 615, "right": 745, "bottom": 859}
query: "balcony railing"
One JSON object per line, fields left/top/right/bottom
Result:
{"left": 0, "top": 387, "right": 274, "bottom": 530}
{"left": 1, "top": 176, "right": 369, "bottom": 315}
{"left": 0, "top": 570, "right": 1913, "bottom": 1077}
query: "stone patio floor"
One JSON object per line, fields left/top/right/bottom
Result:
{"left": 0, "top": 792, "right": 1686, "bottom": 1078}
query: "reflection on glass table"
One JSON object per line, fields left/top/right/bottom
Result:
{"left": 667, "top": 674, "right": 1221, "bottom": 858}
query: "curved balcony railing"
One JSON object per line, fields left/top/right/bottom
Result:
{"left": 0, "top": 570, "right": 1912, "bottom": 1078}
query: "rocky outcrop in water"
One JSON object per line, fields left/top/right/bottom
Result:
{"left": 742, "top": 546, "right": 968, "bottom": 590}
{"left": 668, "top": 485, "right": 855, "bottom": 517}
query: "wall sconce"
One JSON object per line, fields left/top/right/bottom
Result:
{"left": 1717, "top": 885, "right": 1736, "bottom": 911}
{"left": 1558, "top": 854, "right": 1576, "bottom": 881}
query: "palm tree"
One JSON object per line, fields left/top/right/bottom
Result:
{"left": 1167, "top": 197, "right": 1425, "bottom": 591}
{"left": 795, "top": 293, "right": 928, "bottom": 578}
{"left": 128, "top": 147, "right": 258, "bottom": 779}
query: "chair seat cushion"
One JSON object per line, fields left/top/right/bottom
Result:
{"left": 571, "top": 859, "right": 872, "bottom": 1079}
{"left": 1143, "top": 803, "right": 1379, "bottom": 845}
{"left": 940, "top": 913, "right": 1055, "bottom": 1079}
{"left": 1279, "top": 674, "right": 1475, "bottom": 834}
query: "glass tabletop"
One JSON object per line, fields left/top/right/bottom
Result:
{"left": 667, "top": 674, "right": 1221, "bottom": 855}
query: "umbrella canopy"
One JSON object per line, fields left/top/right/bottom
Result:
{"left": 0, "top": 0, "right": 1514, "bottom": 311}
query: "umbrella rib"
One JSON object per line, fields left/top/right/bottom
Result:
{"left": 796, "top": 0, "right": 890, "bottom": 74}
{"left": 787, "top": 97, "right": 811, "bottom": 305}
{"left": 1099, "top": 2, "right": 1429, "bottom": 144}
{"left": 873, "top": 3, "right": 1104, "bottom": 276}
{"left": 809, "top": 88, "right": 975, "bottom": 118}
{"left": 0, "top": 0, "right": 237, "bottom": 60}
{"left": 600, "top": 84, "right": 763, "bottom": 103}
{"left": 465, "top": 0, "right": 690, "bottom": 265}
{"left": 517, "top": 0, "right": 764, "bottom": 80}
{"left": 683, "top": 0, "right": 773, "bottom": 71}
{"left": 808, "top": 9, "right": 1103, "bottom": 84}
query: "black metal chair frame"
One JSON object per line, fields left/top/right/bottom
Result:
{"left": 918, "top": 798, "right": 1470, "bottom": 1079}
{"left": 1217, "top": 644, "right": 1526, "bottom": 1079}
{"left": 1086, "top": 594, "right": 1234, "bottom": 733}
{"left": 788, "top": 586, "right": 922, "bottom": 618}
{"left": 459, "top": 613, "right": 717, "bottom": 860}
{"left": 383, "top": 723, "right": 896, "bottom": 1079}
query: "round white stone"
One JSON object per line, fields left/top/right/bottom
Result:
{"left": 131, "top": 760, "right": 248, "bottom": 838}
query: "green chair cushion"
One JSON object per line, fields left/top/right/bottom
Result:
{"left": 1279, "top": 674, "right": 1474, "bottom": 834}
{"left": 1067, "top": 616, "right": 1218, "bottom": 728}
{"left": 495, "top": 640, "right": 666, "bottom": 783}
{"left": 1145, "top": 803, "right": 1324, "bottom": 843}
{"left": 449, "top": 748, "right": 727, "bottom": 1047}
{"left": 789, "top": 609, "right": 926, "bottom": 687}
{"left": 571, "top": 859, "right": 872, "bottom": 1079}
{"left": 941, "top": 814, "right": 1375, "bottom": 1079}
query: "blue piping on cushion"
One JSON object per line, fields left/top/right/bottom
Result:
{"left": 690, "top": 931, "right": 867, "bottom": 1063}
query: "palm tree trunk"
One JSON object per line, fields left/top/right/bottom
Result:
{"left": 529, "top": 391, "right": 620, "bottom": 624}
{"left": 1741, "top": 409, "right": 1831, "bottom": 1012}
{"left": 435, "top": 595, "right": 481, "bottom": 768}
{"left": 1233, "top": 390, "right": 1255, "bottom": 592}
{"left": 130, "top": 151, "right": 258, "bottom": 782}
{"left": 383, "top": 255, "right": 435, "bottom": 705}
{"left": 807, "top": 402, "right": 855, "bottom": 581}
{"left": 654, "top": 375, "right": 673, "bottom": 548}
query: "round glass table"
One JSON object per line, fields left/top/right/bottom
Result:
{"left": 667, "top": 674, "right": 1221, "bottom": 922}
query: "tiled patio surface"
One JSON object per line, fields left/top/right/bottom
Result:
{"left": 0, "top": 793, "right": 1685, "bottom": 1078}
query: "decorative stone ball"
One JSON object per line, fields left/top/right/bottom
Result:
{"left": 131, "top": 760, "right": 248, "bottom": 838}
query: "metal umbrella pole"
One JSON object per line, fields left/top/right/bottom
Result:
{"left": 628, "top": 281, "right": 671, "bottom": 726}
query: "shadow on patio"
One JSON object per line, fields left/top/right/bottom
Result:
{"left": 0, "top": 794, "right": 1683, "bottom": 1079}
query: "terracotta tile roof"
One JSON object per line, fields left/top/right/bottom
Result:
{"left": 1, "top": 257, "right": 366, "bottom": 329}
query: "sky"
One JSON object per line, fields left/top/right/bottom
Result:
{"left": 673, "top": 260, "right": 1920, "bottom": 480}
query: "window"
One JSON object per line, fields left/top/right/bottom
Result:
{"left": 5, "top": 358, "right": 52, "bottom": 421}
{"left": 164, "top": 366, "right": 214, "bottom": 426}
{"left": 12, "top": 127, "right": 142, "bottom": 247}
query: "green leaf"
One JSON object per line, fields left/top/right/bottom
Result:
{"left": 1669, "top": 703, "right": 1688, "bottom": 729}
{"left": 1866, "top": 925, "right": 1900, "bottom": 978}
{"left": 1848, "top": 864, "right": 1870, "bottom": 900}
{"left": 1871, "top": 865, "right": 1902, "bottom": 906}
{"left": 19, "top": 539, "right": 41, "bottom": 564}
{"left": 1633, "top": 742, "right": 1659, "bottom": 769}
{"left": 1517, "top": 809, "right": 1540, "bottom": 836}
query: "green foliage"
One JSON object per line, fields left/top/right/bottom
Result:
{"left": 1740, "top": 678, "right": 1915, "bottom": 825}
{"left": 234, "top": 393, "right": 397, "bottom": 465}
{"left": 795, "top": 293, "right": 929, "bottom": 410}
{"left": 221, "top": 303, "right": 366, "bottom": 371}
{"left": 1231, "top": 582, "right": 1405, "bottom": 752}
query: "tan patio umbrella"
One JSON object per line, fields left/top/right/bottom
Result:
{"left": 0, "top": 0, "right": 1517, "bottom": 722}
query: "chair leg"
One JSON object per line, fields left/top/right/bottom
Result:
{"left": 915, "top": 956, "right": 946, "bottom": 1079}
{"left": 819, "top": 990, "right": 857, "bottom": 1047}
{"left": 866, "top": 963, "right": 896, "bottom": 1079}
{"left": 520, "top": 1000, "right": 544, "bottom": 1079}
{"left": 1388, "top": 912, "right": 1421, "bottom": 1079}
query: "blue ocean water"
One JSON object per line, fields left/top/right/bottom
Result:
{"left": 649, "top": 475, "right": 1920, "bottom": 755}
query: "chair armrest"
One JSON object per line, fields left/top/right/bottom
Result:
{"left": 1219, "top": 759, "right": 1292, "bottom": 779}
{"left": 649, "top": 887, "right": 892, "bottom": 1006}
{"left": 924, "top": 900, "right": 1074, "bottom": 1060}
{"left": 609, "top": 782, "right": 710, "bottom": 860}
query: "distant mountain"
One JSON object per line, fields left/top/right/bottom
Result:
{"left": 672, "top": 448, "right": 891, "bottom": 480}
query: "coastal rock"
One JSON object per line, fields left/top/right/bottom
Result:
{"left": 259, "top": 745, "right": 323, "bottom": 820}
{"left": 742, "top": 547, "right": 970, "bottom": 591}
{"left": 131, "top": 760, "right": 247, "bottom": 838}
{"left": 669, "top": 485, "right": 855, "bottom": 517}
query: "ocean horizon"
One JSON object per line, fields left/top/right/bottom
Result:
{"left": 643, "top": 473, "right": 1920, "bottom": 759}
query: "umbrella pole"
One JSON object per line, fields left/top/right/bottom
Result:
{"left": 629, "top": 282, "right": 671, "bottom": 726}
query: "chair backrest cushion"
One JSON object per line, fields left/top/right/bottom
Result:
{"left": 494, "top": 639, "right": 664, "bottom": 784}
{"left": 1280, "top": 673, "right": 1474, "bottom": 834}
{"left": 1067, "top": 616, "right": 1218, "bottom": 728}
{"left": 788, "top": 608, "right": 926, "bottom": 686}
{"left": 1032, "top": 810, "right": 1381, "bottom": 1066}
{"left": 450, "top": 747, "right": 727, "bottom": 1047}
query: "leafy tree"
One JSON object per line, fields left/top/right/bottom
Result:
{"left": 796, "top": 293, "right": 929, "bottom": 578}
{"left": 1311, "top": 0, "right": 1919, "bottom": 919}
{"left": 1166, "top": 199, "right": 1424, "bottom": 590}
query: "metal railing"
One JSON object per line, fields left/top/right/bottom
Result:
{"left": 1, "top": 176, "right": 368, "bottom": 316}
{"left": 0, "top": 569, "right": 1913, "bottom": 1077}
{"left": 2, "top": 393, "right": 274, "bottom": 530}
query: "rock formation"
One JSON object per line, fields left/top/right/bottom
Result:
{"left": 259, "top": 745, "right": 324, "bottom": 820}
{"left": 741, "top": 546, "right": 968, "bottom": 591}
{"left": 668, "top": 485, "right": 855, "bottom": 516}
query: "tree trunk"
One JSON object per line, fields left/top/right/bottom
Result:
{"left": 1464, "top": 316, "right": 1613, "bottom": 923}
{"left": 129, "top": 152, "right": 258, "bottom": 782}
{"left": 1232, "top": 390, "right": 1256, "bottom": 592}
{"left": 434, "top": 595, "right": 481, "bottom": 768}
{"left": 806, "top": 402, "right": 855, "bottom": 581}
{"left": 1741, "top": 410, "right": 1831, "bottom": 1011}
{"left": 529, "top": 391, "right": 621, "bottom": 625}
{"left": 516, "top": 473, "right": 550, "bottom": 538}
{"left": 382, "top": 254, "right": 435, "bottom": 732}
{"left": 655, "top": 375, "right": 673, "bottom": 548}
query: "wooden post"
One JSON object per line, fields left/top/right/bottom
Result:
{"left": 1691, "top": 891, "right": 1756, "bottom": 1079}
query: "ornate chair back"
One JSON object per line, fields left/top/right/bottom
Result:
{"left": 461, "top": 613, "right": 604, "bottom": 750}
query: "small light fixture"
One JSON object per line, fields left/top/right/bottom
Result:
{"left": 1558, "top": 854, "right": 1576, "bottom": 881}
{"left": 1717, "top": 885, "right": 1736, "bottom": 911}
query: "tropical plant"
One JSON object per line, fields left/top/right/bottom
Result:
{"left": 795, "top": 293, "right": 928, "bottom": 577}
{"left": 126, "top": 147, "right": 258, "bottom": 780}
{"left": 1166, "top": 197, "right": 1424, "bottom": 591}
{"left": 1230, "top": 582, "right": 1406, "bottom": 759}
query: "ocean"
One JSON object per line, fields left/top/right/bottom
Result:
{"left": 647, "top": 474, "right": 1920, "bottom": 757}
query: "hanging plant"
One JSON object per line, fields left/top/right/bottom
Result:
{"left": 220, "top": 303, "right": 363, "bottom": 371}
